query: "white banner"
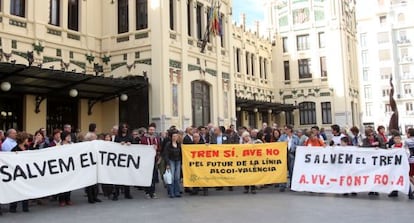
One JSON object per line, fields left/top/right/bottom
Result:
{"left": 97, "top": 142, "right": 155, "bottom": 186}
{"left": 291, "top": 146, "right": 410, "bottom": 194}
{"left": 0, "top": 141, "right": 155, "bottom": 203}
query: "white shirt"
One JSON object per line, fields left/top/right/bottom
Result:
{"left": 1, "top": 137, "right": 17, "bottom": 152}
{"left": 331, "top": 134, "right": 345, "bottom": 146}
{"left": 287, "top": 135, "right": 293, "bottom": 151}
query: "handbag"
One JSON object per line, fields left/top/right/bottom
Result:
{"left": 163, "top": 169, "right": 173, "bottom": 185}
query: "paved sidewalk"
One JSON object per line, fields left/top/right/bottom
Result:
{"left": 1, "top": 185, "right": 413, "bottom": 223}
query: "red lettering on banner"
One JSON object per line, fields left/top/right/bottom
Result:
{"left": 311, "top": 175, "right": 326, "bottom": 184}
{"left": 374, "top": 174, "right": 389, "bottom": 185}
{"left": 396, "top": 176, "right": 404, "bottom": 186}
{"left": 190, "top": 150, "right": 219, "bottom": 158}
{"left": 339, "top": 176, "right": 369, "bottom": 186}
{"left": 266, "top": 149, "right": 280, "bottom": 156}
{"left": 299, "top": 174, "right": 308, "bottom": 184}
{"left": 242, "top": 149, "right": 262, "bottom": 157}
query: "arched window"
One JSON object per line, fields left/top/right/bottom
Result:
{"left": 299, "top": 102, "right": 316, "bottom": 125}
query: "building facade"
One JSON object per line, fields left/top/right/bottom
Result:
{"left": 356, "top": 0, "right": 414, "bottom": 132}
{"left": 0, "top": 0, "right": 292, "bottom": 134}
{"left": 265, "top": 0, "right": 361, "bottom": 130}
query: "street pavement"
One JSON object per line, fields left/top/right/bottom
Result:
{"left": 1, "top": 185, "right": 413, "bottom": 223}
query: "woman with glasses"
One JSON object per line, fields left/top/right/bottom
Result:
{"left": 362, "top": 128, "right": 385, "bottom": 148}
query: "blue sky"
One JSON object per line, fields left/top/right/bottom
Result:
{"left": 232, "top": 0, "right": 265, "bottom": 29}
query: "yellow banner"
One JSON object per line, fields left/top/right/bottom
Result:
{"left": 182, "top": 142, "right": 288, "bottom": 187}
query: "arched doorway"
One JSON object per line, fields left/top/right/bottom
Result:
{"left": 192, "top": 80, "right": 211, "bottom": 127}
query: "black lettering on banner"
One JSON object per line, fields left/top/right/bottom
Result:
{"left": 89, "top": 152, "right": 97, "bottom": 165}
{"left": 59, "top": 157, "right": 75, "bottom": 172}
{"left": 0, "top": 166, "right": 12, "bottom": 182}
{"left": 118, "top": 153, "right": 127, "bottom": 168}
{"left": 13, "top": 165, "right": 27, "bottom": 181}
{"left": 99, "top": 151, "right": 107, "bottom": 165}
{"left": 305, "top": 154, "right": 311, "bottom": 163}
{"left": 107, "top": 152, "right": 117, "bottom": 166}
{"left": 48, "top": 159, "right": 59, "bottom": 175}
{"left": 26, "top": 163, "right": 38, "bottom": 179}
{"left": 128, "top": 155, "right": 140, "bottom": 169}
{"left": 33, "top": 162, "right": 47, "bottom": 176}
{"left": 80, "top": 153, "right": 90, "bottom": 168}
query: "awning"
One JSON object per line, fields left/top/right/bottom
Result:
{"left": 0, "top": 62, "right": 148, "bottom": 100}
{"left": 236, "top": 98, "right": 297, "bottom": 112}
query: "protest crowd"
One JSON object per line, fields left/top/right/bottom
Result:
{"left": 1, "top": 122, "right": 414, "bottom": 216}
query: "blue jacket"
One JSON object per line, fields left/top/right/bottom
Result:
{"left": 278, "top": 134, "right": 300, "bottom": 153}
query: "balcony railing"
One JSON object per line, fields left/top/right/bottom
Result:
{"left": 400, "top": 56, "right": 413, "bottom": 64}
{"left": 397, "top": 38, "right": 411, "bottom": 45}
{"left": 401, "top": 73, "right": 414, "bottom": 80}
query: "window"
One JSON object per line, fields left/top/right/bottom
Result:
{"left": 364, "top": 86, "right": 372, "bottom": 99}
{"left": 196, "top": 3, "right": 202, "bottom": 40}
{"left": 401, "top": 47, "right": 408, "bottom": 58}
{"left": 10, "top": 0, "right": 25, "bottom": 17}
{"left": 382, "top": 89, "right": 390, "bottom": 97}
{"left": 402, "top": 64, "right": 410, "bottom": 74}
{"left": 407, "top": 103, "right": 413, "bottom": 112}
{"left": 187, "top": 0, "right": 192, "bottom": 36}
{"left": 298, "top": 59, "right": 311, "bottom": 79}
{"left": 282, "top": 37, "right": 288, "bottom": 53}
{"left": 169, "top": 0, "right": 175, "bottom": 30}
{"left": 284, "top": 61, "right": 290, "bottom": 81}
{"left": 264, "top": 59, "right": 268, "bottom": 79}
{"left": 251, "top": 54, "right": 255, "bottom": 76}
{"left": 381, "top": 73, "right": 390, "bottom": 80}
{"left": 405, "top": 84, "right": 412, "bottom": 95}
{"left": 399, "top": 30, "right": 407, "bottom": 41}
{"left": 299, "top": 102, "right": 316, "bottom": 125}
{"left": 385, "top": 104, "right": 392, "bottom": 112}
{"left": 285, "top": 111, "right": 294, "bottom": 126}
{"left": 321, "top": 102, "right": 332, "bottom": 124}
{"left": 377, "top": 32, "right": 389, "bottom": 43}
{"left": 49, "top": 0, "right": 60, "bottom": 26}
{"left": 378, "top": 49, "right": 390, "bottom": 61}
{"left": 318, "top": 32, "right": 325, "bottom": 48}
{"left": 380, "top": 67, "right": 391, "bottom": 80}
{"left": 245, "top": 52, "right": 250, "bottom": 75}
{"left": 379, "top": 15, "right": 387, "bottom": 25}
{"left": 136, "top": 0, "right": 148, "bottom": 30}
{"left": 363, "top": 68, "right": 369, "bottom": 81}
{"left": 259, "top": 57, "right": 263, "bottom": 78}
{"left": 296, "top": 34, "right": 309, "bottom": 51}
{"left": 320, "top": 56, "right": 327, "bottom": 77}
{"left": 220, "top": 14, "right": 225, "bottom": 47}
{"left": 68, "top": 0, "right": 79, "bottom": 31}
{"left": 366, "top": 103, "right": 373, "bottom": 116}
{"left": 236, "top": 48, "right": 241, "bottom": 72}
{"left": 361, "top": 50, "right": 368, "bottom": 65}
{"left": 205, "top": 7, "right": 211, "bottom": 43}
{"left": 117, "top": 0, "right": 129, "bottom": 33}
{"left": 360, "top": 33, "right": 367, "bottom": 48}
